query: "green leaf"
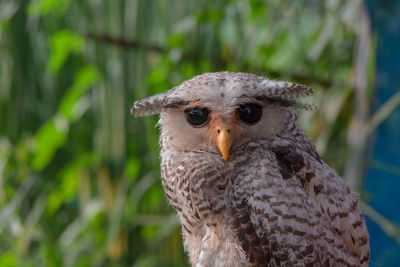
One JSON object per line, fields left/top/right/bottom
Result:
{"left": 31, "top": 115, "right": 68, "bottom": 171}
{"left": 125, "top": 157, "right": 141, "bottom": 181}
{"left": 28, "top": 0, "right": 71, "bottom": 17}
{"left": 31, "top": 66, "right": 98, "bottom": 171}
{"left": 0, "top": 251, "right": 18, "bottom": 267}
{"left": 45, "top": 152, "right": 99, "bottom": 215}
{"left": 47, "top": 30, "right": 84, "bottom": 74}
{"left": 59, "top": 66, "right": 99, "bottom": 121}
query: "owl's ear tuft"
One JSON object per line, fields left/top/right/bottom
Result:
{"left": 131, "top": 93, "right": 169, "bottom": 117}
{"left": 255, "top": 79, "right": 315, "bottom": 110}
{"left": 131, "top": 92, "right": 188, "bottom": 117}
{"left": 259, "top": 80, "right": 314, "bottom": 101}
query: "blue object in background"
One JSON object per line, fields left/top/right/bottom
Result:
{"left": 364, "top": 0, "right": 400, "bottom": 266}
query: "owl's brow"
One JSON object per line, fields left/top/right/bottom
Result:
{"left": 253, "top": 96, "right": 296, "bottom": 107}
{"left": 233, "top": 94, "right": 297, "bottom": 108}
{"left": 164, "top": 100, "right": 191, "bottom": 109}
{"left": 233, "top": 95, "right": 260, "bottom": 104}
{"left": 184, "top": 100, "right": 212, "bottom": 109}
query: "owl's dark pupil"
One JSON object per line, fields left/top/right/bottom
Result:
{"left": 185, "top": 107, "right": 210, "bottom": 127}
{"left": 236, "top": 103, "right": 263, "bottom": 124}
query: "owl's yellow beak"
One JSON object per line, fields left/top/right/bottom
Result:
{"left": 214, "top": 125, "right": 234, "bottom": 161}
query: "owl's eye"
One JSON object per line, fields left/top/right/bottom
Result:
{"left": 185, "top": 107, "right": 210, "bottom": 127}
{"left": 236, "top": 103, "right": 263, "bottom": 125}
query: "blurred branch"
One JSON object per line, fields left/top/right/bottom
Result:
{"left": 365, "top": 90, "right": 400, "bottom": 136}
{"left": 84, "top": 33, "right": 166, "bottom": 52}
{"left": 0, "top": 176, "right": 36, "bottom": 234}
{"left": 368, "top": 159, "right": 400, "bottom": 177}
{"left": 308, "top": 13, "right": 336, "bottom": 61}
{"left": 84, "top": 32, "right": 338, "bottom": 89}
{"left": 129, "top": 172, "right": 159, "bottom": 204}
{"left": 345, "top": 0, "right": 400, "bottom": 191}
{"left": 361, "top": 202, "right": 400, "bottom": 244}
{"left": 344, "top": 0, "right": 371, "bottom": 191}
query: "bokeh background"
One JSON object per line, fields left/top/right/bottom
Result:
{"left": 1, "top": 0, "right": 399, "bottom": 266}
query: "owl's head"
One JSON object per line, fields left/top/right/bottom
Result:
{"left": 132, "top": 72, "right": 313, "bottom": 160}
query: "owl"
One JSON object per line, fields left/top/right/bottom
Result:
{"left": 131, "top": 72, "right": 370, "bottom": 267}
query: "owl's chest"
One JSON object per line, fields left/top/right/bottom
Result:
{"left": 161, "top": 154, "right": 232, "bottom": 220}
{"left": 161, "top": 155, "right": 247, "bottom": 266}
{"left": 190, "top": 219, "right": 249, "bottom": 267}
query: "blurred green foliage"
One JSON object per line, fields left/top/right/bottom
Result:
{"left": 0, "top": 0, "right": 371, "bottom": 266}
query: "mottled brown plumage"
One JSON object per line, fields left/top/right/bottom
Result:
{"left": 132, "top": 72, "right": 370, "bottom": 266}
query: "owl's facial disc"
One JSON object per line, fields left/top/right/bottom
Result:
{"left": 184, "top": 102, "right": 266, "bottom": 161}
